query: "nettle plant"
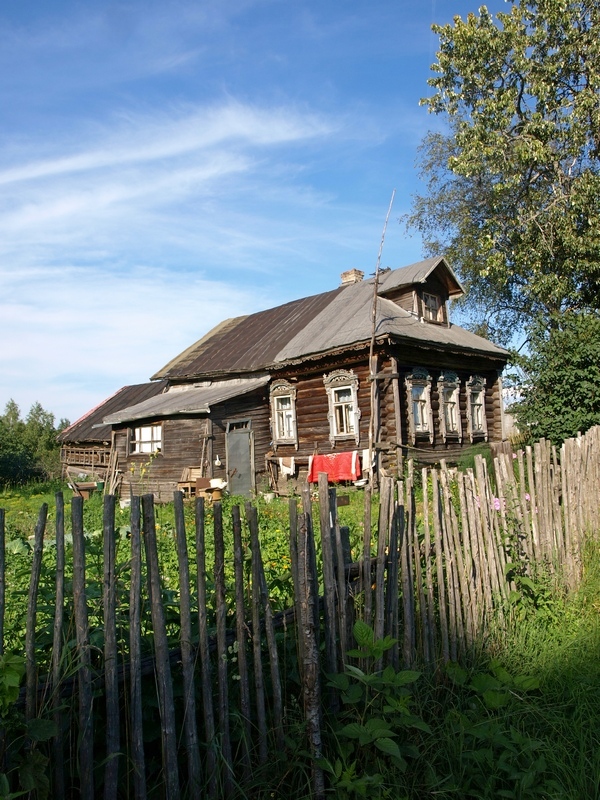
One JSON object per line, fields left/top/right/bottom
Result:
{"left": 319, "top": 621, "right": 429, "bottom": 798}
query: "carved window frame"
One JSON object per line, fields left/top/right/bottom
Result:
{"left": 269, "top": 380, "right": 298, "bottom": 450}
{"left": 466, "top": 375, "right": 488, "bottom": 442}
{"left": 405, "top": 367, "right": 434, "bottom": 445}
{"left": 323, "top": 369, "right": 361, "bottom": 447}
{"left": 437, "top": 371, "right": 462, "bottom": 443}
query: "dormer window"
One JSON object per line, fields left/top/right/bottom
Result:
{"left": 422, "top": 292, "right": 442, "bottom": 322}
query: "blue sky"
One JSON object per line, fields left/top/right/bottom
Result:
{"left": 0, "top": 0, "right": 508, "bottom": 423}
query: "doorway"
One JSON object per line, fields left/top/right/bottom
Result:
{"left": 225, "top": 419, "right": 254, "bottom": 496}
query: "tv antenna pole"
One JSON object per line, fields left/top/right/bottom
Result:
{"left": 367, "top": 189, "right": 395, "bottom": 488}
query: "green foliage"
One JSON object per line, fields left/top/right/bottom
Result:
{"left": 512, "top": 311, "right": 600, "bottom": 444}
{"left": 0, "top": 401, "right": 68, "bottom": 487}
{"left": 320, "top": 624, "right": 426, "bottom": 797}
{"left": 407, "top": 1, "right": 600, "bottom": 340}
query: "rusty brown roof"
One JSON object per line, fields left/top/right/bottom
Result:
{"left": 152, "top": 288, "right": 344, "bottom": 380}
{"left": 150, "top": 258, "right": 508, "bottom": 382}
{"left": 58, "top": 381, "right": 167, "bottom": 443}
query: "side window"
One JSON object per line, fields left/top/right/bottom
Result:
{"left": 130, "top": 424, "right": 162, "bottom": 454}
{"left": 405, "top": 368, "right": 433, "bottom": 444}
{"left": 269, "top": 380, "right": 297, "bottom": 449}
{"left": 323, "top": 370, "right": 360, "bottom": 446}
{"left": 438, "top": 371, "right": 462, "bottom": 443}
{"left": 467, "top": 375, "right": 488, "bottom": 442}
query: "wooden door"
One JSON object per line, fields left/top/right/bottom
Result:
{"left": 225, "top": 420, "right": 254, "bottom": 496}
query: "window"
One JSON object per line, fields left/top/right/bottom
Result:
{"left": 412, "top": 386, "right": 429, "bottom": 433}
{"left": 437, "top": 371, "right": 462, "bottom": 442}
{"left": 405, "top": 368, "right": 433, "bottom": 444}
{"left": 324, "top": 370, "right": 360, "bottom": 446}
{"left": 467, "top": 375, "right": 488, "bottom": 441}
{"left": 422, "top": 292, "right": 442, "bottom": 322}
{"left": 130, "top": 424, "right": 162, "bottom": 454}
{"left": 269, "top": 381, "right": 297, "bottom": 448}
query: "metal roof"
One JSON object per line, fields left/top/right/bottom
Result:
{"left": 149, "top": 257, "right": 506, "bottom": 382}
{"left": 58, "top": 381, "right": 168, "bottom": 443}
{"left": 152, "top": 288, "right": 342, "bottom": 380}
{"left": 102, "top": 376, "right": 270, "bottom": 424}
{"left": 276, "top": 294, "right": 508, "bottom": 362}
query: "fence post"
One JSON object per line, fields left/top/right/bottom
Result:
{"left": 25, "top": 503, "right": 47, "bottom": 723}
{"left": 128, "top": 496, "right": 147, "bottom": 800}
{"left": 173, "top": 491, "right": 202, "bottom": 794}
{"left": 72, "top": 495, "right": 94, "bottom": 800}
{"left": 103, "top": 494, "right": 120, "bottom": 799}
{"left": 232, "top": 504, "right": 252, "bottom": 781}
{"left": 52, "top": 493, "right": 66, "bottom": 799}
{"left": 142, "top": 494, "right": 180, "bottom": 800}
{"left": 195, "top": 497, "right": 217, "bottom": 799}
{"left": 296, "top": 511, "right": 325, "bottom": 800}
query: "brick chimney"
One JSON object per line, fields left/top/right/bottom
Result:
{"left": 340, "top": 268, "right": 364, "bottom": 286}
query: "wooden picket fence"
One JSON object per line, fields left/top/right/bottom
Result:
{"left": 0, "top": 426, "right": 599, "bottom": 799}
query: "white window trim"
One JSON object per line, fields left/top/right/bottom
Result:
{"left": 130, "top": 423, "right": 162, "bottom": 455}
{"left": 437, "top": 371, "right": 462, "bottom": 443}
{"left": 323, "top": 370, "right": 361, "bottom": 447}
{"left": 405, "top": 368, "right": 434, "bottom": 445}
{"left": 422, "top": 292, "right": 442, "bottom": 322}
{"left": 269, "top": 380, "right": 298, "bottom": 450}
{"left": 466, "top": 375, "right": 488, "bottom": 442}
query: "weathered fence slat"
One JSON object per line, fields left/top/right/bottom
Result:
{"left": 103, "top": 494, "right": 120, "bottom": 800}
{"left": 296, "top": 510, "right": 325, "bottom": 800}
{"left": 72, "top": 495, "right": 94, "bottom": 800}
{"left": 128, "top": 496, "right": 147, "bottom": 800}
{"left": 232, "top": 504, "right": 252, "bottom": 781}
{"left": 51, "top": 492, "right": 66, "bottom": 800}
{"left": 422, "top": 469, "right": 437, "bottom": 667}
{"left": 248, "top": 502, "right": 285, "bottom": 752}
{"left": 142, "top": 494, "right": 180, "bottom": 800}
{"left": 249, "top": 502, "right": 268, "bottom": 765}
{"left": 432, "top": 470, "right": 450, "bottom": 663}
{"left": 318, "top": 474, "right": 338, "bottom": 683}
{"left": 195, "top": 497, "right": 217, "bottom": 800}
{"left": 212, "top": 501, "right": 233, "bottom": 793}
{"left": 25, "top": 503, "right": 47, "bottom": 723}
{"left": 173, "top": 491, "right": 202, "bottom": 795}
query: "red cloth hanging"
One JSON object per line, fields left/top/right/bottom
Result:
{"left": 307, "top": 451, "right": 361, "bottom": 483}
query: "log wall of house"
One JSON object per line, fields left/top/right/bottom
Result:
{"left": 114, "top": 389, "right": 270, "bottom": 501}
{"left": 389, "top": 341, "right": 504, "bottom": 463}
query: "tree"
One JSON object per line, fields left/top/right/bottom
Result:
{"left": 407, "top": 0, "right": 600, "bottom": 342}
{"left": 0, "top": 400, "right": 68, "bottom": 485}
{"left": 513, "top": 312, "right": 600, "bottom": 444}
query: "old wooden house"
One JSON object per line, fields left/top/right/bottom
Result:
{"left": 80, "top": 257, "right": 509, "bottom": 500}
{"left": 58, "top": 381, "right": 167, "bottom": 485}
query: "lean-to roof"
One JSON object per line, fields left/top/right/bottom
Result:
{"left": 59, "top": 381, "right": 168, "bottom": 443}
{"left": 102, "top": 377, "right": 269, "bottom": 425}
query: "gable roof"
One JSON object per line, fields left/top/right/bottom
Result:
{"left": 151, "top": 257, "right": 508, "bottom": 382}
{"left": 59, "top": 381, "right": 168, "bottom": 443}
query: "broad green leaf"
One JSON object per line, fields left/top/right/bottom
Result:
{"left": 26, "top": 718, "right": 57, "bottom": 742}
{"left": 353, "top": 620, "right": 374, "bottom": 648}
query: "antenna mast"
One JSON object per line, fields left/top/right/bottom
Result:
{"left": 367, "top": 189, "right": 395, "bottom": 487}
